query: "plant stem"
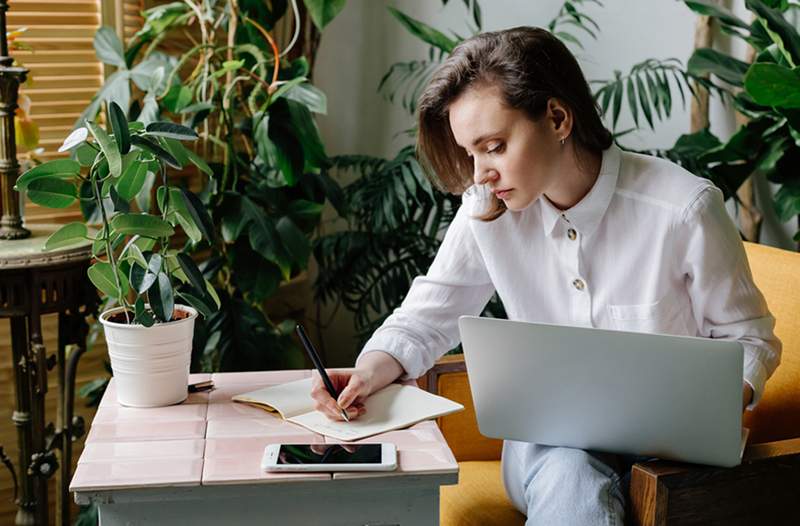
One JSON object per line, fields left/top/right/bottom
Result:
{"left": 93, "top": 177, "right": 130, "bottom": 323}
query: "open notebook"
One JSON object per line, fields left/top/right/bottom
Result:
{"left": 232, "top": 378, "right": 464, "bottom": 441}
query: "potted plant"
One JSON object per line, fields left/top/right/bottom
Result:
{"left": 15, "top": 101, "right": 218, "bottom": 407}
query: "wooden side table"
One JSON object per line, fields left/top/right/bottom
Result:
{"left": 0, "top": 224, "right": 96, "bottom": 526}
{"left": 71, "top": 370, "right": 460, "bottom": 525}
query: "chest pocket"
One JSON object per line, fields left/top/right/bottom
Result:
{"left": 607, "top": 289, "right": 689, "bottom": 336}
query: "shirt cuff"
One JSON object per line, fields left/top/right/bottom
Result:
{"left": 743, "top": 350, "right": 769, "bottom": 411}
{"left": 357, "top": 329, "right": 431, "bottom": 380}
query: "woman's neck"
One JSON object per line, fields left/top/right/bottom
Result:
{"left": 544, "top": 147, "right": 603, "bottom": 211}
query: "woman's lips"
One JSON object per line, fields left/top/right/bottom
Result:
{"left": 495, "top": 189, "right": 513, "bottom": 199}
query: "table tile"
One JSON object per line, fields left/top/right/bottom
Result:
{"left": 92, "top": 403, "right": 207, "bottom": 423}
{"left": 86, "top": 420, "right": 207, "bottom": 443}
{"left": 205, "top": 417, "right": 311, "bottom": 438}
{"left": 208, "top": 384, "right": 272, "bottom": 404}
{"left": 79, "top": 439, "right": 205, "bottom": 464}
{"left": 205, "top": 435, "right": 322, "bottom": 459}
{"left": 206, "top": 402, "right": 273, "bottom": 420}
{"left": 70, "top": 458, "right": 203, "bottom": 491}
{"left": 99, "top": 378, "right": 209, "bottom": 407}
{"left": 211, "top": 370, "right": 310, "bottom": 386}
{"left": 202, "top": 455, "right": 330, "bottom": 485}
{"left": 332, "top": 446, "right": 458, "bottom": 480}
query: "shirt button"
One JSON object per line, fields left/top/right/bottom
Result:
{"left": 567, "top": 228, "right": 577, "bottom": 240}
{"left": 572, "top": 278, "right": 585, "bottom": 291}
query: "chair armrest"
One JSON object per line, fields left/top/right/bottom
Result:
{"left": 426, "top": 354, "right": 468, "bottom": 395}
{"left": 629, "top": 437, "right": 800, "bottom": 525}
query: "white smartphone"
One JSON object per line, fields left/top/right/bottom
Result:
{"left": 261, "top": 443, "right": 397, "bottom": 472}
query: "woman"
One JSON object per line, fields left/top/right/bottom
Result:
{"left": 310, "top": 26, "right": 781, "bottom": 524}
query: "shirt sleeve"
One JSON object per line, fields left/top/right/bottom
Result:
{"left": 678, "top": 185, "right": 782, "bottom": 410}
{"left": 356, "top": 202, "right": 496, "bottom": 379}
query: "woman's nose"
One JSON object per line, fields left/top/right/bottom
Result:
{"left": 473, "top": 162, "right": 499, "bottom": 186}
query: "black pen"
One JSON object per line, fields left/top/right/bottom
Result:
{"left": 295, "top": 324, "right": 350, "bottom": 422}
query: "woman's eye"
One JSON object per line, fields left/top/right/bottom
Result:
{"left": 488, "top": 143, "right": 504, "bottom": 154}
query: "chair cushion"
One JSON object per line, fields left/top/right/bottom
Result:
{"left": 441, "top": 460, "right": 525, "bottom": 526}
{"left": 437, "top": 372, "right": 503, "bottom": 461}
{"left": 742, "top": 242, "right": 800, "bottom": 443}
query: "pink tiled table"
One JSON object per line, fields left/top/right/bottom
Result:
{"left": 71, "top": 371, "right": 458, "bottom": 525}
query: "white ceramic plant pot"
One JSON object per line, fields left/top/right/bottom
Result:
{"left": 100, "top": 304, "right": 198, "bottom": 407}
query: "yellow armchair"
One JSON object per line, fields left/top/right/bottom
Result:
{"left": 426, "top": 242, "right": 800, "bottom": 526}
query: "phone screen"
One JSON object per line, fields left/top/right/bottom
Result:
{"left": 277, "top": 444, "right": 382, "bottom": 465}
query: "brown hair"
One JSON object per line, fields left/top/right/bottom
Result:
{"left": 417, "top": 26, "right": 613, "bottom": 220}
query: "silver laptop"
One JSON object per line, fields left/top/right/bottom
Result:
{"left": 458, "top": 316, "right": 746, "bottom": 467}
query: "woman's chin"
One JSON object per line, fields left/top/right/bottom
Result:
{"left": 504, "top": 195, "right": 535, "bottom": 212}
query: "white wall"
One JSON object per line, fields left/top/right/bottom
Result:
{"left": 310, "top": 0, "right": 797, "bottom": 364}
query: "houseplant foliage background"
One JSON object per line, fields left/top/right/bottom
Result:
{"left": 314, "top": 0, "right": 800, "bottom": 349}
{"left": 77, "top": 0, "right": 346, "bottom": 374}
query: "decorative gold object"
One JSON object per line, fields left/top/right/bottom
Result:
{"left": 0, "top": 0, "right": 29, "bottom": 240}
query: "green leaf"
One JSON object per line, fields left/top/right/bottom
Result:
{"left": 176, "top": 253, "right": 205, "bottom": 294}
{"left": 130, "top": 135, "right": 181, "bottom": 168}
{"left": 88, "top": 262, "right": 126, "bottom": 298}
{"left": 162, "top": 85, "right": 193, "bottom": 113}
{"left": 684, "top": 1, "right": 750, "bottom": 29}
{"left": 184, "top": 148, "right": 212, "bottom": 176}
{"left": 284, "top": 83, "right": 327, "bottom": 114}
{"left": 255, "top": 113, "right": 299, "bottom": 186}
{"left": 205, "top": 279, "right": 221, "bottom": 308}
{"left": 58, "top": 127, "right": 89, "bottom": 153}
{"left": 635, "top": 75, "right": 654, "bottom": 129}
{"left": 177, "top": 291, "right": 214, "bottom": 318}
{"left": 145, "top": 122, "right": 199, "bottom": 141}
{"left": 134, "top": 297, "right": 155, "bottom": 327}
{"left": 180, "top": 188, "right": 214, "bottom": 242}
{"left": 286, "top": 100, "right": 328, "bottom": 168}
{"left": 108, "top": 101, "right": 130, "bottom": 154}
{"left": 15, "top": 159, "right": 81, "bottom": 191}
{"left": 74, "top": 143, "right": 98, "bottom": 166}
{"left": 747, "top": 0, "right": 800, "bottom": 65}
{"left": 243, "top": 196, "right": 290, "bottom": 276}
{"left": 44, "top": 222, "right": 88, "bottom": 250}
{"left": 626, "top": 76, "right": 639, "bottom": 127}
{"left": 287, "top": 200, "right": 324, "bottom": 222}
{"left": 130, "top": 260, "right": 157, "bottom": 294}
{"left": 211, "top": 59, "right": 244, "bottom": 79}
{"left": 94, "top": 26, "right": 126, "bottom": 69}
{"left": 276, "top": 216, "right": 310, "bottom": 266}
{"left": 116, "top": 161, "right": 149, "bottom": 200}
{"left": 149, "top": 272, "right": 174, "bottom": 322}
{"left": 744, "top": 63, "right": 800, "bottom": 108}
{"left": 86, "top": 121, "right": 122, "bottom": 177}
{"left": 110, "top": 213, "right": 174, "bottom": 238}
{"left": 611, "top": 81, "right": 623, "bottom": 129}
{"left": 774, "top": 182, "right": 800, "bottom": 222}
{"left": 387, "top": 7, "right": 458, "bottom": 53}
{"left": 303, "top": 0, "right": 346, "bottom": 30}
{"left": 26, "top": 178, "right": 77, "bottom": 208}
{"left": 126, "top": 243, "right": 148, "bottom": 268}
{"left": 687, "top": 48, "right": 750, "bottom": 87}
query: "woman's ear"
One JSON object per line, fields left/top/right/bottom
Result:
{"left": 546, "top": 98, "right": 573, "bottom": 140}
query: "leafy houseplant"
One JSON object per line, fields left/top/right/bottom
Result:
{"left": 77, "top": 1, "right": 346, "bottom": 374}
{"left": 662, "top": 0, "right": 800, "bottom": 244}
{"left": 15, "top": 101, "right": 219, "bottom": 406}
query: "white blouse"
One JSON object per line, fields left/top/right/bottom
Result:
{"left": 357, "top": 144, "right": 781, "bottom": 409}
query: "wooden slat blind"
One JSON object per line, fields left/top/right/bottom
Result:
{"left": 1, "top": 2, "right": 143, "bottom": 524}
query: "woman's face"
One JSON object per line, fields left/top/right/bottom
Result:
{"left": 448, "top": 83, "right": 568, "bottom": 211}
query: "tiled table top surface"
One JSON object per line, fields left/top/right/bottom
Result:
{"left": 71, "top": 371, "right": 458, "bottom": 492}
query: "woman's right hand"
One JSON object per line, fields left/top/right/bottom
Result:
{"left": 310, "top": 368, "right": 372, "bottom": 421}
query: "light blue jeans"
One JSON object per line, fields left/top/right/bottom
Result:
{"left": 502, "top": 440, "right": 626, "bottom": 526}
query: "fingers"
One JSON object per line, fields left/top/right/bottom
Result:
{"left": 337, "top": 374, "right": 369, "bottom": 409}
{"left": 310, "top": 370, "right": 369, "bottom": 421}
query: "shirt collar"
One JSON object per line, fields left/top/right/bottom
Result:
{"left": 539, "top": 144, "right": 621, "bottom": 238}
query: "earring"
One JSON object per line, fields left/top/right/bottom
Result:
{"left": 559, "top": 137, "right": 566, "bottom": 146}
